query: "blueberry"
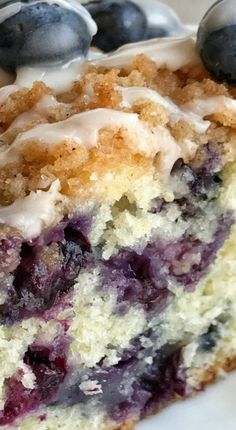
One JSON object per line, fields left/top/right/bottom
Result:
{"left": 85, "top": 0, "right": 148, "bottom": 52}
{"left": 0, "top": 341, "right": 67, "bottom": 426}
{"left": 0, "top": 220, "right": 91, "bottom": 324}
{"left": 0, "top": 1, "right": 93, "bottom": 73}
{"left": 199, "top": 325, "right": 219, "bottom": 351}
{"left": 24, "top": 343, "right": 67, "bottom": 401}
{"left": 55, "top": 342, "right": 185, "bottom": 423}
{"left": 197, "top": 0, "right": 236, "bottom": 85}
{"left": 133, "top": 0, "right": 184, "bottom": 39}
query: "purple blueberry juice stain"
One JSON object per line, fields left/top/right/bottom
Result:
{"left": 102, "top": 213, "right": 233, "bottom": 313}
{"left": 0, "top": 216, "right": 91, "bottom": 325}
{"left": 102, "top": 250, "right": 171, "bottom": 313}
{"left": 54, "top": 341, "right": 186, "bottom": 424}
{"left": 0, "top": 338, "right": 68, "bottom": 426}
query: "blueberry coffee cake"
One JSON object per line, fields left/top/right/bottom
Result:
{"left": 0, "top": 0, "right": 236, "bottom": 429}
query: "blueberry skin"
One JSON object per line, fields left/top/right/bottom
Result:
{"left": 197, "top": 0, "right": 236, "bottom": 85}
{"left": 85, "top": 0, "right": 148, "bottom": 52}
{"left": 0, "top": 2, "right": 91, "bottom": 72}
{"left": 198, "top": 25, "right": 236, "bottom": 85}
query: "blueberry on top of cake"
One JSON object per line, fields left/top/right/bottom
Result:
{"left": 0, "top": 1, "right": 235, "bottom": 429}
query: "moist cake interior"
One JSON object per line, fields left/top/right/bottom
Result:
{"left": 0, "top": 36, "right": 236, "bottom": 429}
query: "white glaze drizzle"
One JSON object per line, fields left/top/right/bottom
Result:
{"left": 0, "top": 108, "right": 196, "bottom": 173}
{"left": 119, "top": 86, "right": 210, "bottom": 133}
{"left": 14, "top": 36, "right": 199, "bottom": 94}
{"left": 92, "top": 36, "right": 200, "bottom": 71}
{"left": 0, "top": 84, "right": 21, "bottom": 104}
{"left": 0, "top": 180, "right": 65, "bottom": 239}
{"left": 0, "top": 109, "right": 167, "bottom": 160}
{"left": 15, "top": 60, "right": 84, "bottom": 93}
{"left": 182, "top": 96, "right": 236, "bottom": 117}
{"left": 3, "top": 94, "right": 64, "bottom": 132}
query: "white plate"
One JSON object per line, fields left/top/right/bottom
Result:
{"left": 138, "top": 372, "right": 236, "bottom": 430}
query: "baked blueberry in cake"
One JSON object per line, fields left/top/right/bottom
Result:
{"left": 0, "top": 0, "right": 236, "bottom": 429}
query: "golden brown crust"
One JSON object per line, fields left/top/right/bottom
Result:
{"left": 116, "top": 420, "right": 137, "bottom": 430}
{"left": 199, "top": 355, "right": 236, "bottom": 387}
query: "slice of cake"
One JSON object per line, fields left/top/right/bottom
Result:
{"left": 0, "top": 7, "right": 236, "bottom": 430}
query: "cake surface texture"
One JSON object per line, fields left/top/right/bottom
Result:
{"left": 0, "top": 32, "right": 236, "bottom": 430}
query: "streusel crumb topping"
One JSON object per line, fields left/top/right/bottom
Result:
{"left": 0, "top": 55, "right": 235, "bottom": 206}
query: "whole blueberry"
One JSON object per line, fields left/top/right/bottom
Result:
{"left": 133, "top": 0, "right": 184, "bottom": 39}
{"left": 85, "top": 0, "right": 148, "bottom": 52}
{"left": 0, "top": 1, "right": 93, "bottom": 73}
{"left": 197, "top": 0, "right": 236, "bottom": 85}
